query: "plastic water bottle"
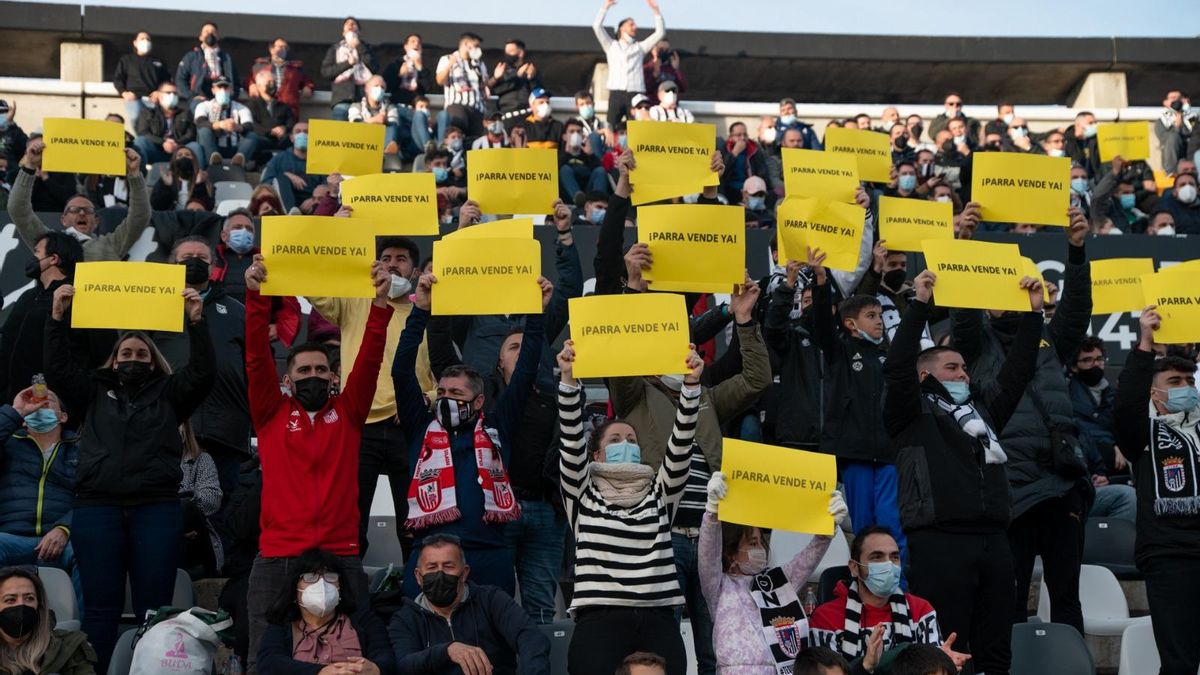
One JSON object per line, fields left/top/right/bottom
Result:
{"left": 224, "top": 654, "right": 243, "bottom": 675}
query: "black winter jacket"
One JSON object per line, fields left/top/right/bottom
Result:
{"left": 113, "top": 53, "right": 171, "bottom": 97}
{"left": 885, "top": 300, "right": 1043, "bottom": 533}
{"left": 763, "top": 283, "right": 822, "bottom": 449}
{"left": 320, "top": 41, "right": 379, "bottom": 105}
{"left": 45, "top": 316, "right": 215, "bottom": 505}
{"left": 135, "top": 105, "right": 198, "bottom": 147}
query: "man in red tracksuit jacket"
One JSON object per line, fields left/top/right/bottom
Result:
{"left": 242, "top": 253, "right": 392, "bottom": 673}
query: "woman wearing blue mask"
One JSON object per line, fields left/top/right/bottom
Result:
{"left": 556, "top": 339, "right": 702, "bottom": 675}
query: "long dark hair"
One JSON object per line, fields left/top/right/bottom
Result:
{"left": 0, "top": 567, "right": 53, "bottom": 674}
{"left": 264, "top": 549, "right": 356, "bottom": 625}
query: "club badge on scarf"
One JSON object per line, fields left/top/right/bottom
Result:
{"left": 406, "top": 415, "right": 521, "bottom": 529}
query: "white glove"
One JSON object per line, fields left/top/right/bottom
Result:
{"left": 706, "top": 471, "right": 728, "bottom": 513}
{"left": 828, "top": 490, "right": 848, "bottom": 526}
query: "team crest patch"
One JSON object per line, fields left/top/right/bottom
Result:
{"left": 771, "top": 617, "right": 802, "bottom": 658}
{"left": 215, "top": 303, "right": 228, "bottom": 314}
{"left": 323, "top": 409, "right": 339, "bottom": 424}
{"left": 491, "top": 477, "right": 515, "bottom": 509}
{"left": 852, "top": 361, "right": 863, "bottom": 372}
{"left": 1162, "top": 456, "right": 1187, "bottom": 493}
{"left": 416, "top": 476, "right": 442, "bottom": 511}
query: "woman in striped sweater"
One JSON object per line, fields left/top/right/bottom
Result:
{"left": 556, "top": 339, "right": 703, "bottom": 675}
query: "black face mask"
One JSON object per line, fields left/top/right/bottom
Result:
{"left": 174, "top": 157, "right": 195, "bottom": 181}
{"left": 0, "top": 604, "right": 38, "bottom": 640}
{"left": 203, "top": 34, "right": 218, "bottom": 47}
{"left": 1076, "top": 366, "right": 1105, "bottom": 387}
{"left": 182, "top": 257, "right": 210, "bottom": 285}
{"left": 116, "top": 360, "right": 153, "bottom": 386}
{"left": 24, "top": 257, "right": 45, "bottom": 280}
{"left": 990, "top": 312, "right": 1021, "bottom": 336}
{"left": 292, "top": 376, "right": 331, "bottom": 412}
{"left": 894, "top": 135, "right": 908, "bottom": 149}
{"left": 882, "top": 268, "right": 907, "bottom": 291}
{"left": 420, "top": 571, "right": 462, "bottom": 608}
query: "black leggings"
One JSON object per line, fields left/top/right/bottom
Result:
{"left": 568, "top": 606, "right": 686, "bottom": 675}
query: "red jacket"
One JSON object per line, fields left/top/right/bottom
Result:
{"left": 808, "top": 581, "right": 941, "bottom": 655}
{"left": 246, "top": 288, "right": 393, "bottom": 557}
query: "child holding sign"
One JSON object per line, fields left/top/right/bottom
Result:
{"left": 556, "top": 339, "right": 703, "bottom": 675}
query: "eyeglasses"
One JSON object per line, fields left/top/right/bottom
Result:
{"left": 299, "top": 572, "right": 340, "bottom": 584}
{"left": 1077, "top": 355, "right": 1106, "bottom": 367}
{"left": 64, "top": 206, "right": 96, "bottom": 216}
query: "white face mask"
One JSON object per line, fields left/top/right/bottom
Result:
{"left": 661, "top": 91, "right": 677, "bottom": 106}
{"left": 468, "top": 47, "right": 483, "bottom": 61}
{"left": 1155, "top": 224, "right": 1176, "bottom": 236}
{"left": 135, "top": 39, "right": 152, "bottom": 55}
{"left": 298, "top": 579, "right": 339, "bottom": 617}
{"left": 735, "top": 547, "right": 768, "bottom": 575}
{"left": 160, "top": 92, "right": 178, "bottom": 109}
{"left": 1177, "top": 184, "right": 1198, "bottom": 204}
{"left": 407, "top": 49, "right": 421, "bottom": 60}
{"left": 535, "top": 102, "right": 551, "bottom": 119}
{"left": 761, "top": 127, "right": 777, "bottom": 144}
{"left": 568, "top": 131, "right": 583, "bottom": 148}
{"left": 344, "top": 31, "right": 358, "bottom": 43}
{"left": 388, "top": 274, "right": 412, "bottom": 299}
{"left": 935, "top": 195, "right": 952, "bottom": 203}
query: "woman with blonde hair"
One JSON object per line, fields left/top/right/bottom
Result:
{"left": 0, "top": 566, "right": 95, "bottom": 674}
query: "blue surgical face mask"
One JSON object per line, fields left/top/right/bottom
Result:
{"left": 589, "top": 208, "right": 606, "bottom": 225}
{"left": 1160, "top": 386, "right": 1200, "bottom": 414}
{"left": 941, "top": 380, "right": 971, "bottom": 404}
{"left": 952, "top": 134, "right": 967, "bottom": 146}
{"left": 24, "top": 408, "right": 60, "bottom": 433}
{"left": 1071, "top": 178, "right": 1089, "bottom": 195}
{"left": 447, "top": 138, "right": 463, "bottom": 152}
{"left": 862, "top": 561, "right": 902, "bottom": 597}
{"left": 294, "top": 132, "right": 308, "bottom": 150}
{"left": 617, "top": 134, "right": 628, "bottom": 150}
{"left": 747, "top": 196, "right": 766, "bottom": 211}
{"left": 228, "top": 228, "right": 254, "bottom": 255}
{"left": 1118, "top": 193, "right": 1136, "bottom": 210}
{"left": 857, "top": 329, "right": 884, "bottom": 346}
{"left": 780, "top": 114, "right": 797, "bottom": 126}
{"left": 215, "top": 90, "right": 231, "bottom": 106}
{"left": 432, "top": 167, "right": 450, "bottom": 183}
{"left": 579, "top": 104, "right": 595, "bottom": 119}
{"left": 604, "top": 440, "right": 641, "bottom": 464}
{"left": 1083, "top": 123, "right": 1098, "bottom": 138}
{"left": 369, "top": 86, "right": 385, "bottom": 102}
{"left": 898, "top": 174, "right": 917, "bottom": 192}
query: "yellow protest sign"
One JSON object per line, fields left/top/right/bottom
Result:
{"left": 1097, "top": 122, "right": 1150, "bottom": 163}
{"left": 1141, "top": 266, "right": 1200, "bottom": 344}
{"left": 921, "top": 239, "right": 1029, "bottom": 312}
{"left": 718, "top": 439, "right": 837, "bottom": 534}
{"left": 42, "top": 118, "right": 125, "bottom": 175}
{"left": 259, "top": 216, "right": 376, "bottom": 298}
{"left": 443, "top": 218, "right": 534, "bottom": 240}
{"left": 638, "top": 204, "right": 744, "bottom": 293}
{"left": 823, "top": 127, "right": 892, "bottom": 183}
{"left": 306, "top": 120, "right": 385, "bottom": 176}
{"left": 467, "top": 149, "right": 558, "bottom": 215}
{"left": 776, "top": 198, "right": 865, "bottom": 272}
{"left": 71, "top": 262, "right": 185, "bottom": 332}
{"left": 628, "top": 120, "right": 718, "bottom": 205}
{"left": 569, "top": 293, "right": 690, "bottom": 379}
{"left": 432, "top": 238, "right": 541, "bottom": 315}
{"left": 972, "top": 152, "right": 1070, "bottom": 227}
{"left": 339, "top": 174, "right": 438, "bottom": 235}
{"left": 1091, "top": 258, "right": 1155, "bottom": 315}
{"left": 877, "top": 196, "right": 953, "bottom": 252}
{"left": 782, "top": 148, "right": 859, "bottom": 203}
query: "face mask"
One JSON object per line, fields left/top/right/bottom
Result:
{"left": 736, "top": 547, "right": 769, "bottom": 575}
{"left": 898, "top": 174, "right": 917, "bottom": 192}
{"left": 1076, "top": 366, "right": 1105, "bottom": 387}
{"left": 1010, "top": 127, "right": 1027, "bottom": 139}
{"left": 952, "top": 134, "right": 966, "bottom": 146}
{"left": 435, "top": 396, "right": 476, "bottom": 429}
{"left": 432, "top": 167, "right": 450, "bottom": 183}
{"left": 388, "top": 274, "right": 412, "bottom": 299}
{"left": 882, "top": 268, "right": 907, "bottom": 291}
{"left": 135, "top": 39, "right": 152, "bottom": 55}
{"left": 946, "top": 107, "right": 960, "bottom": 118}
{"left": 579, "top": 104, "right": 595, "bottom": 119}
{"left": 1083, "top": 123, "right": 1098, "bottom": 138}
{"left": 535, "top": 102, "right": 551, "bottom": 119}
{"left": 881, "top": 120, "right": 895, "bottom": 132}
{"left": 298, "top": 579, "right": 339, "bottom": 616}
{"left": 1070, "top": 178, "right": 1089, "bottom": 195}
{"left": 761, "top": 127, "right": 777, "bottom": 144}
{"left": 294, "top": 132, "right": 308, "bottom": 150}
{"left": 407, "top": 49, "right": 421, "bottom": 60}
{"left": 214, "top": 90, "right": 231, "bottom": 106}
{"left": 24, "top": 408, "right": 60, "bottom": 433}
{"left": 1048, "top": 148, "right": 1065, "bottom": 158}
{"left": 160, "top": 92, "right": 178, "bottom": 109}
{"left": 468, "top": 47, "right": 483, "bottom": 61}
{"left": 568, "top": 131, "right": 583, "bottom": 148}
{"left": 447, "top": 138, "right": 463, "bottom": 152}
{"left": 857, "top": 329, "right": 884, "bottom": 345}
{"left": 1177, "top": 184, "right": 1198, "bottom": 204}
{"left": 1160, "top": 386, "right": 1200, "bottom": 413}
{"left": 604, "top": 440, "right": 641, "bottom": 464}
{"left": 370, "top": 86, "right": 385, "bottom": 102}
{"left": 274, "top": 48, "right": 288, "bottom": 60}
{"left": 1156, "top": 225, "right": 1176, "bottom": 236}
{"left": 488, "top": 122, "right": 505, "bottom": 136}
{"left": 617, "top": 134, "right": 628, "bottom": 149}
{"left": 420, "top": 571, "right": 462, "bottom": 608}
{"left": 661, "top": 91, "right": 677, "bottom": 105}
{"left": 116, "top": 360, "right": 153, "bottom": 386}
{"left": 935, "top": 195, "right": 952, "bottom": 203}
{"left": 0, "top": 604, "right": 38, "bottom": 640}
{"left": 747, "top": 196, "right": 766, "bottom": 211}
{"left": 780, "top": 114, "right": 796, "bottom": 126}
{"left": 589, "top": 208, "right": 607, "bottom": 225}
{"left": 1118, "top": 193, "right": 1136, "bottom": 210}
{"left": 862, "top": 561, "right": 902, "bottom": 597}
{"left": 1003, "top": 113, "right": 1015, "bottom": 125}
{"left": 182, "top": 257, "right": 210, "bottom": 285}
{"left": 203, "top": 34, "right": 217, "bottom": 47}
{"left": 292, "top": 376, "right": 330, "bottom": 412}
{"left": 941, "top": 380, "right": 970, "bottom": 404}
{"left": 228, "top": 228, "right": 255, "bottom": 255}
{"left": 24, "top": 257, "right": 46, "bottom": 280}
{"left": 344, "top": 31, "right": 358, "bottom": 43}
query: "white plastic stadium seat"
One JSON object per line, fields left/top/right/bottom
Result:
{"left": 37, "top": 566, "right": 79, "bottom": 631}
{"left": 1036, "top": 564, "right": 1149, "bottom": 637}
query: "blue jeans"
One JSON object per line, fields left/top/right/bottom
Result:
{"left": 672, "top": 532, "right": 716, "bottom": 675}
{"left": 73, "top": 502, "right": 182, "bottom": 673}
{"left": 123, "top": 98, "right": 147, "bottom": 131}
{"left": 395, "top": 106, "right": 421, "bottom": 159}
{"left": 382, "top": 123, "right": 399, "bottom": 153}
{"left": 411, "top": 109, "right": 432, "bottom": 149}
{"left": 331, "top": 102, "right": 351, "bottom": 121}
{"left": 197, "top": 127, "right": 258, "bottom": 162}
{"left": 0, "top": 531, "right": 82, "bottom": 610}
{"left": 1091, "top": 484, "right": 1136, "bottom": 522}
{"left": 505, "top": 500, "right": 566, "bottom": 624}
{"left": 587, "top": 131, "right": 607, "bottom": 157}
{"left": 842, "top": 461, "right": 908, "bottom": 569}
{"left": 402, "top": 543, "right": 514, "bottom": 599}
{"left": 560, "top": 163, "right": 609, "bottom": 198}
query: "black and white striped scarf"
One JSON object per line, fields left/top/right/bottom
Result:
{"left": 925, "top": 393, "right": 1008, "bottom": 464}
{"left": 750, "top": 567, "right": 807, "bottom": 675}
{"left": 1149, "top": 408, "right": 1200, "bottom": 516}
{"left": 838, "top": 579, "right": 914, "bottom": 659}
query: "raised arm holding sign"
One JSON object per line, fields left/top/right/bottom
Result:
{"left": 971, "top": 152, "right": 1070, "bottom": 227}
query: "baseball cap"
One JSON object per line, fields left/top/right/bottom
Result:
{"left": 213, "top": 75, "right": 232, "bottom": 88}
{"left": 631, "top": 94, "right": 650, "bottom": 108}
{"left": 744, "top": 176, "right": 767, "bottom": 195}
{"left": 529, "top": 87, "right": 550, "bottom": 101}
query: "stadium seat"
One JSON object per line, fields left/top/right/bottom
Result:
{"left": 107, "top": 628, "right": 137, "bottom": 675}
{"left": 1010, "top": 622, "right": 1094, "bottom": 675}
{"left": 536, "top": 620, "right": 574, "bottom": 675}
{"left": 679, "top": 618, "right": 698, "bottom": 675}
{"left": 214, "top": 180, "right": 253, "bottom": 207}
{"left": 363, "top": 515, "right": 405, "bottom": 570}
{"left": 122, "top": 569, "right": 194, "bottom": 619}
{"left": 383, "top": 154, "right": 405, "bottom": 173}
{"left": 1118, "top": 620, "right": 1158, "bottom": 675}
{"left": 817, "top": 566, "right": 852, "bottom": 605}
{"left": 207, "top": 163, "right": 249, "bottom": 184}
{"left": 1083, "top": 517, "right": 1141, "bottom": 580}
{"left": 1036, "top": 564, "right": 1148, "bottom": 636}
{"left": 37, "top": 566, "right": 78, "bottom": 631}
